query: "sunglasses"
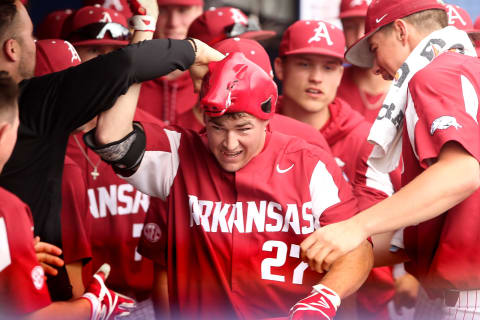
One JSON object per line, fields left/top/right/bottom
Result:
{"left": 224, "top": 18, "right": 262, "bottom": 38}
{"left": 68, "top": 22, "right": 131, "bottom": 42}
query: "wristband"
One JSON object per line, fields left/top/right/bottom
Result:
{"left": 312, "top": 283, "right": 341, "bottom": 310}
{"left": 128, "top": 15, "right": 156, "bottom": 32}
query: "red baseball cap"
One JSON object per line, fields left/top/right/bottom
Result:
{"left": 36, "top": 9, "right": 74, "bottom": 40}
{"left": 201, "top": 52, "right": 277, "bottom": 120}
{"left": 35, "top": 40, "right": 82, "bottom": 77}
{"left": 213, "top": 37, "right": 273, "bottom": 78}
{"left": 187, "top": 7, "right": 276, "bottom": 46}
{"left": 445, "top": 4, "right": 480, "bottom": 37}
{"left": 279, "top": 20, "right": 345, "bottom": 60}
{"left": 339, "top": 0, "right": 370, "bottom": 19}
{"left": 83, "top": 0, "right": 133, "bottom": 19}
{"left": 345, "top": 0, "right": 446, "bottom": 68}
{"left": 63, "top": 5, "right": 130, "bottom": 47}
{"left": 157, "top": 0, "right": 203, "bottom": 6}
{"left": 475, "top": 16, "right": 480, "bottom": 30}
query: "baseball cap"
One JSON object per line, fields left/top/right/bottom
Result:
{"left": 187, "top": 7, "right": 276, "bottom": 46}
{"left": 35, "top": 40, "right": 82, "bottom": 77}
{"left": 278, "top": 20, "right": 345, "bottom": 60}
{"left": 475, "top": 16, "right": 480, "bottom": 30}
{"left": 157, "top": 0, "right": 203, "bottom": 6}
{"left": 339, "top": 0, "right": 370, "bottom": 19}
{"left": 83, "top": 0, "right": 133, "bottom": 19}
{"left": 62, "top": 5, "right": 130, "bottom": 47}
{"left": 213, "top": 37, "right": 273, "bottom": 78}
{"left": 345, "top": 0, "right": 446, "bottom": 68}
{"left": 201, "top": 52, "right": 277, "bottom": 120}
{"left": 36, "top": 9, "right": 74, "bottom": 40}
{"left": 445, "top": 4, "right": 480, "bottom": 37}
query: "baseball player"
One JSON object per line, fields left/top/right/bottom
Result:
{"left": 0, "top": 71, "right": 134, "bottom": 320}
{"left": 336, "top": 0, "right": 392, "bottom": 124}
{"left": 0, "top": 0, "right": 209, "bottom": 301}
{"left": 84, "top": 49, "right": 374, "bottom": 319}
{"left": 301, "top": 0, "right": 480, "bottom": 318}
{"left": 136, "top": 0, "right": 204, "bottom": 124}
{"left": 186, "top": 6, "right": 276, "bottom": 46}
{"left": 273, "top": 19, "right": 399, "bottom": 320}
{"left": 444, "top": 3, "right": 480, "bottom": 54}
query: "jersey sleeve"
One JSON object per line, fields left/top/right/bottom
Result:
{"left": 408, "top": 62, "right": 480, "bottom": 167}
{"left": 18, "top": 39, "right": 195, "bottom": 136}
{"left": 61, "top": 158, "right": 92, "bottom": 265}
{"left": 309, "top": 153, "right": 359, "bottom": 227}
{"left": 120, "top": 123, "right": 183, "bottom": 200}
{"left": 137, "top": 197, "right": 168, "bottom": 266}
{"left": 352, "top": 139, "right": 393, "bottom": 210}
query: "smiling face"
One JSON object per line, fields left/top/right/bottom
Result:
{"left": 367, "top": 25, "right": 411, "bottom": 80}
{"left": 205, "top": 113, "right": 268, "bottom": 172}
{"left": 275, "top": 54, "right": 343, "bottom": 115}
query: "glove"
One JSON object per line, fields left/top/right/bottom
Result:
{"left": 81, "top": 264, "right": 136, "bottom": 320}
{"left": 289, "top": 284, "right": 341, "bottom": 320}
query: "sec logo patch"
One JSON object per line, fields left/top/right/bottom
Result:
{"left": 143, "top": 223, "right": 162, "bottom": 243}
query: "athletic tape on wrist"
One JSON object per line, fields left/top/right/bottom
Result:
{"left": 128, "top": 15, "right": 156, "bottom": 32}
{"left": 312, "top": 283, "right": 341, "bottom": 310}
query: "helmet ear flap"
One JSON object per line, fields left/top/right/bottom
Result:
{"left": 261, "top": 96, "right": 272, "bottom": 114}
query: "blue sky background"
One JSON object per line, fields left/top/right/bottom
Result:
{"left": 449, "top": 0, "right": 480, "bottom": 21}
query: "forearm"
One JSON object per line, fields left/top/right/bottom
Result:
{"left": 24, "top": 299, "right": 90, "bottom": 320}
{"left": 65, "top": 262, "right": 86, "bottom": 299}
{"left": 319, "top": 241, "right": 373, "bottom": 298}
{"left": 354, "top": 142, "right": 480, "bottom": 237}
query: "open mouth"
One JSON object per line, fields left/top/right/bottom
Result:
{"left": 222, "top": 150, "right": 243, "bottom": 160}
{"left": 306, "top": 88, "right": 323, "bottom": 96}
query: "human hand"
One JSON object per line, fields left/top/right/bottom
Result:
{"left": 289, "top": 284, "right": 341, "bottom": 320}
{"left": 34, "top": 236, "right": 64, "bottom": 276}
{"left": 187, "top": 38, "right": 225, "bottom": 92}
{"left": 300, "top": 219, "right": 367, "bottom": 273}
{"left": 393, "top": 272, "right": 419, "bottom": 315}
{"left": 127, "top": 0, "right": 158, "bottom": 33}
{"left": 127, "top": 0, "right": 158, "bottom": 18}
{"left": 82, "top": 264, "right": 136, "bottom": 320}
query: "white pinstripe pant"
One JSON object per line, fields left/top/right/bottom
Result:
{"left": 415, "top": 287, "right": 480, "bottom": 320}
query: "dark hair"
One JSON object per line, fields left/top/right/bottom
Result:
{"left": 0, "top": 0, "right": 17, "bottom": 43}
{"left": 0, "top": 70, "right": 19, "bottom": 123}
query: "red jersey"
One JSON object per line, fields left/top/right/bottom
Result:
{"left": 402, "top": 52, "right": 480, "bottom": 292}
{"left": 133, "top": 124, "right": 359, "bottom": 319}
{"left": 61, "top": 156, "right": 92, "bottom": 265}
{"left": 66, "top": 109, "right": 161, "bottom": 300}
{"left": 0, "top": 187, "right": 51, "bottom": 316}
{"left": 137, "top": 72, "right": 198, "bottom": 124}
{"left": 337, "top": 66, "right": 387, "bottom": 123}
{"left": 319, "top": 98, "right": 393, "bottom": 210}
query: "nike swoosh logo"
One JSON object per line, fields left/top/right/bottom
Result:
{"left": 276, "top": 163, "right": 294, "bottom": 174}
{"left": 376, "top": 14, "right": 388, "bottom": 24}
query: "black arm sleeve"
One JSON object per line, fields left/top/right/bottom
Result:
{"left": 18, "top": 39, "right": 195, "bottom": 136}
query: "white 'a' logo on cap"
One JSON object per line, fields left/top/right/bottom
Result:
{"left": 64, "top": 41, "right": 81, "bottom": 63}
{"left": 308, "top": 22, "right": 333, "bottom": 46}
{"left": 103, "top": 0, "right": 123, "bottom": 11}
{"left": 230, "top": 8, "right": 248, "bottom": 24}
{"left": 350, "top": 0, "right": 371, "bottom": 7}
{"left": 99, "top": 11, "right": 113, "bottom": 23}
{"left": 446, "top": 5, "right": 466, "bottom": 26}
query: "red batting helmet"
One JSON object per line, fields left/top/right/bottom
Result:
{"left": 201, "top": 52, "right": 277, "bottom": 120}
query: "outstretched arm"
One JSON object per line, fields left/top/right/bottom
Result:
{"left": 301, "top": 141, "right": 480, "bottom": 272}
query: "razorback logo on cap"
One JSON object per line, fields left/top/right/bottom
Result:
{"left": 308, "top": 21, "right": 334, "bottom": 46}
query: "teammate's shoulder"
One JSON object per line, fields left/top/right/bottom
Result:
{"left": 414, "top": 52, "right": 479, "bottom": 81}
{"left": 0, "top": 187, "right": 28, "bottom": 215}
